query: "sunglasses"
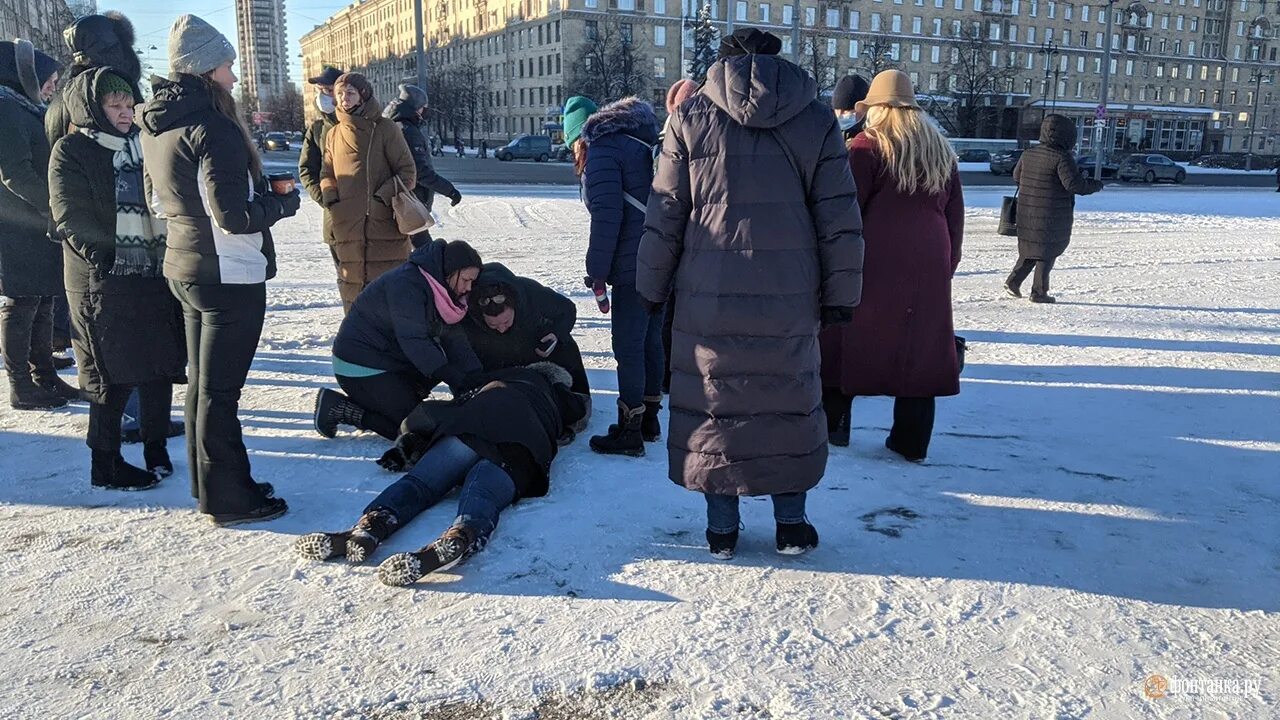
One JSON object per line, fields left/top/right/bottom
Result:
{"left": 476, "top": 294, "right": 507, "bottom": 307}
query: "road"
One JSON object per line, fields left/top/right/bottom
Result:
{"left": 263, "top": 149, "right": 1278, "bottom": 188}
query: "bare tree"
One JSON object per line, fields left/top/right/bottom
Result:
{"left": 860, "top": 34, "right": 900, "bottom": 77}
{"left": 799, "top": 33, "right": 840, "bottom": 100}
{"left": 686, "top": 3, "right": 719, "bottom": 82}
{"left": 450, "top": 51, "right": 490, "bottom": 147}
{"left": 567, "top": 19, "right": 650, "bottom": 103}
{"left": 262, "top": 85, "right": 306, "bottom": 132}
{"left": 939, "top": 21, "right": 1016, "bottom": 137}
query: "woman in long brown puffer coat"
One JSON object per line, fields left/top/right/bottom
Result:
{"left": 321, "top": 72, "right": 416, "bottom": 312}
{"left": 637, "top": 28, "right": 864, "bottom": 560}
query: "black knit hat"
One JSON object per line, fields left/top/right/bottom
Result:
{"left": 832, "top": 74, "right": 870, "bottom": 111}
{"left": 718, "top": 28, "right": 782, "bottom": 58}
{"left": 442, "top": 241, "right": 482, "bottom": 277}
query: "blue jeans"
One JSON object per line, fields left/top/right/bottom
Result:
{"left": 609, "top": 282, "right": 664, "bottom": 408}
{"left": 705, "top": 492, "right": 808, "bottom": 534}
{"left": 365, "top": 436, "right": 517, "bottom": 541}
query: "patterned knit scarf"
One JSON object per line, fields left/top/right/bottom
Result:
{"left": 80, "top": 128, "right": 167, "bottom": 276}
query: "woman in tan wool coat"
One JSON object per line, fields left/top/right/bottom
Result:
{"left": 321, "top": 72, "right": 416, "bottom": 311}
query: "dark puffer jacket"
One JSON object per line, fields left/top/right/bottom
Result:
{"left": 581, "top": 97, "right": 659, "bottom": 286}
{"left": 394, "top": 363, "right": 588, "bottom": 499}
{"left": 333, "top": 239, "right": 481, "bottom": 386}
{"left": 1012, "top": 115, "right": 1104, "bottom": 260}
{"left": 299, "top": 111, "right": 337, "bottom": 245}
{"left": 0, "top": 45, "right": 60, "bottom": 298}
{"left": 140, "top": 74, "right": 293, "bottom": 285}
{"left": 49, "top": 68, "right": 185, "bottom": 402}
{"left": 385, "top": 95, "right": 458, "bottom": 212}
{"left": 637, "top": 53, "right": 864, "bottom": 497}
{"left": 462, "top": 262, "right": 589, "bottom": 395}
{"left": 46, "top": 12, "right": 143, "bottom": 149}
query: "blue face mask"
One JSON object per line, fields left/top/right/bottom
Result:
{"left": 838, "top": 115, "right": 859, "bottom": 132}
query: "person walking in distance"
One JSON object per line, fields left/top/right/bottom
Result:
{"left": 298, "top": 65, "right": 343, "bottom": 267}
{"left": 50, "top": 68, "right": 186, "bottom": 490}
{"left": 820, "top": 70, "right": 964, "bottom": 461}
{"left": 831, "top": 73, "right": 870, "bottom": 144}
{"left": 321, "top": 72, "right": 416, "bottom": 313}
{"left": 638, "top": 28, "right": 864, "bottom": 559}
{"left": 140, "top": 15, "right": 301, "bottom": 525}
{"left": 0, "top": 39, "right": 74, "bottom": 410}
{"left": 384, "top": 84, "right": 462, "bottom": 248}
{"left": 1005, "top": 114, "right": 1103, "bottom": 303}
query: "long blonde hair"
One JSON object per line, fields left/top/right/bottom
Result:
{"left": 863, "top": 105, "right": 956, "bottom": 196}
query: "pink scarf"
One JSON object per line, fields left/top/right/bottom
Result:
{"left": 420, "top": 267, "right": 468, "bottom": 324}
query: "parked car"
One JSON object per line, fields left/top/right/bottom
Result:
{"left": 290, "top": 131, "right": 304, "bottom": 144}
{"left": 1117, "top": 153, "right": 1186, "bottom": 183}
{"left": 262, "top": 132, "right": 291, "bottom": 152}
{"left": 496, "top": 134, "right": 553, "bottom": 162}
{"left": 1074, "top": 153, "right": 1119, "bottom": 179}
{"left": 988, "top": 149, "right": 1024, "bottom": 175}
{"left": 957, "top": 148, "right": 992, "bottom": 163}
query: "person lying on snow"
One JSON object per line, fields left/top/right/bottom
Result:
{"left": 314, "top": 239, "right": 484, "bottom": 441}
{"left": 296, "top": 361, "right": 588, "bottom": 586}
{"left": 462, "top": 262, "right": 591, "bottom": 399}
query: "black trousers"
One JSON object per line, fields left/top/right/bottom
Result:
{"left": 1007, "top": 255, "right": 1056, "bottom": 297}
{"left": 0, "top": 295, "right": 56, "bottom": 382}
{"left": 337, "top": 369, "right": 436, "bottom": 441}
{"left": 168, "top": 280, "right": 269, "bottom": 515}
{"left": 824, "top": 392, "right": 936, "bottom": 459}
{"left": 88, "top": 381, "right": 173, "bottom": 452}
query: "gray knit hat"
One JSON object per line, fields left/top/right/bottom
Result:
{"left": 168, "top": 14, "right": 235, "bottom": 77}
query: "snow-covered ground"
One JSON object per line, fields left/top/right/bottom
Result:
{"left": 1, "top": 186, "right": 1277, "bottom": 719}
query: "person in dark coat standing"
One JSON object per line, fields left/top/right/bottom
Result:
{"left": 1006, "top": 114, "right": 1103, "bottom": 303}
{"left": 297, "top": 362, "right": 588, "bottom": 586}
{"left": 637, "top": 28, "right": 864, "bottom": 560}
{"left": 575, "top": 95, "right": 665, "bottom": 457}
{"left": 820, "top": 70, "right": 964, "bottom": 461}
{"left": 831, "top": 73, "right": 870, "bottom": 144}
{"left": 384, "top": 83, "right": 463, "bottom": 248}
{"left": 140, "top": 15, "right": 301, "bottom": 526}
{"left": 0, "top": 39, "right": 72, "bottom": 411}
{"left": 314, "top": 239, "right": 484, "bottom": 441}
{"left": 298, "top": 65, "right": 342, "bottom": 266}
{"left": 50, "top": 68, "right": 186, "bottom": 490}
{"left": 463, "top": 262, "right": 590, "bottom": 398}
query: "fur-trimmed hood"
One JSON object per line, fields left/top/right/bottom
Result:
{"left": 524, "top": 361, "right": 573, "bottom": 389}
{"left": 63, "top": 12, "right": 141, "bottom": 83}
{"left": 581, "top": 96, "right": 658, "bottom": 145}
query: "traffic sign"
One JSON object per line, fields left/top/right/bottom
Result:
{"left": 1095, "top": 104, "right": 1106, "bottom": 119}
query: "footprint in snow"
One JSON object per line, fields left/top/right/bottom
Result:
{"left": 860, "top": 507, "right": 921, "bottom": 538}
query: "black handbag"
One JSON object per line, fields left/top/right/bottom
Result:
{"left": 998, "top": 190, "right": 1018, "bottom": 236}
{"left": 955, "top": 335, "right": 967, "bottom": 373}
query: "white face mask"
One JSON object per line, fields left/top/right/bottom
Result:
{"left": 838, "top": 115, "right": 859, "bottom": 132}
{"left": 316, "top": 92, "right": 336, "bottom": 115}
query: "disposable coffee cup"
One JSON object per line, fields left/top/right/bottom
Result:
{"left": 268, "top": 172, "right": 295, "bottom": 195}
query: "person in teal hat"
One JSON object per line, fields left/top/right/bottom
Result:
{"left": 562, "top": 95, "right": 598, "bottom": 173}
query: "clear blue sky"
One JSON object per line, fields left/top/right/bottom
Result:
{"left": 101, "top": 1, "right": 351, "bottom": 85}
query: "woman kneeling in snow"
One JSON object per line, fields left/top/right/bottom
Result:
{"left": 296, "top": 362, "right": 588, "bottom": 586}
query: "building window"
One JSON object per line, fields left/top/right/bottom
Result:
{"left": 805, "top": 6, "right": 816, "bottom": 24}
{"left": 655, "top": 0, "right": 666, "bottom": 13}
{"left": 849, "top": 38, "right": 860, "bottom": 57}
{"left": 761, "top": 4, "right": 771, "bottom": 22}
{"left": 827, "top": 8, "right": 840, "bottom": 26}
{"left": 828, "top": 38, "right": 838, "bottom": 55}
{"left": 654, "top": 56, "right": 666, "bottom": 78}
{"left": 782, "top": 36, "right": 793, "bottom": 54}
{"left": 892, "top": 14, "right": 902, "bottom": 32}
{"left": 851, "top": 11, "right": 861, "bottom": 29}
{"left": 737, "top": 1, "right": 747, "bottom": 20}
{"left": 783, "top": 4, "right": 794, "bottom": 24}
{"left": 910, "top": 44, "right": 921, "bottom": 61}
{"left": 619, "top": 0, "right": 636, "bottom": 9}
{"left": 654, "top": 26, "right": 666, "bottom": 46}
{"left": 586, "top": 0, "right": 597, "bottom": 7}
{"left": 912, "top": 16, "right": 922, "bottom": 33}
{"left": 621, "top": 23, "right": 633, "bottom": 43}
{"left": 871, "top": 13, "right": 882, "bottom": 30}
{"left": 586, "top": 20, "right": 598, "bottom": 39}
{"left": 933, "top": 18, "right": 942, "bottom": 35}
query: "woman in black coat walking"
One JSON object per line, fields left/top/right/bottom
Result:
{"left": 1005, "top": 114, "right": 1103, "bottom": 303}
{"left": 297, "top": 362, "right": 588, "bottom": 586}
{"left": 50, "top": 68, "right": 186, "bottom": 490}
{"left": 384, "top": 84, "right": 462, "bottom": 248}
{"left": 140, "top": 15, "right": 301, "bottom": 525}
{"left": 0, "top": 39, "right": 72, "bottom": 411}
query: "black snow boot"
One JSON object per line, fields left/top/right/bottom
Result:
{"left": 641, "top": 396, "right": 663, "bottom": 442}
{"left": 144, "top": 442, "right": 173, "bottom": 478}
{"left": 209, "top": 497, "right": 288, "bottom": 527}
{"left": 589, "top": 400, "right": 645, "bottom": 457}
{"left": 314, "top": 388, "right": 366, "bottom": 439}
{"left": 706, "top": 528, "right": 739, "bottom": 561}
{"left": 52, "top": 354, "right": 75, "bottom": 370}
{"left": 8, "top": 378, "right": 68, "bottom": 410}
{"left": 378, "top": 525, "right": 476, "bottom": 586}
{"left": 295, "top": 531, "right": 350, "bottom": 561}
{"left": 1003, "top": 281, "right": 1022, "bottom": 299}
{"left": 828, "top": 411, "right": 850, "bottom": 447}
{"left": 1029, "top": 293, "right": 1057, "bottom": 304}
{"left": 35, "top": 374, "right": 82, "bottom": 402}
{"left": 345, "top": 508, "right": 399, "bottom": 562}
{"left": 91, "top": 450, "right": 161, "bottom": 491}
{"left": 776, "top": 521, "right": 820, "bottom": 556}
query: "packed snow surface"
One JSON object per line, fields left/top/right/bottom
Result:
{"left": 1, "top": 186, "right": 1277, "bottom": 719}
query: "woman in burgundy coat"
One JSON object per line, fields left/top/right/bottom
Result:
{"left": 819, "top": 70, "right": 964, "bottom": 461}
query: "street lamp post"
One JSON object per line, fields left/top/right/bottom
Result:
{"left": 1039, "top": 40, "right": 1059, "bottom": 123}
{"left": 1245, "top": 69, "right": 1272, "bottom": 171}
{"left": 414, "top": 0, "right": 426, "bottom": 91}
{"left": 1095, "top": 0, "right": 1117, "bottom": 181}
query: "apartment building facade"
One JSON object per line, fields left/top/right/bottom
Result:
{"left": 236, "top": 0, "right": 292, "bottom": 111}
{"left": 1, "top": 0, "right": 76, "bottom": 63}
{"left": 301, "top": 0, "right": 1280, "bottom": 153}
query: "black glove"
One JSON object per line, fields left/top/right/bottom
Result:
{"left": 449, "top": 190, "right": 463, "bottom": 206}
{"left": 638, "top": 297, "right": 663, "bottom": 316}
{"left": 820, "top": 306, "right": 854, "bottom": 329}
{"left": 377, "top": 445, "right": 408, "bottom": 473}
{"left": 276, "top": 189, "right": 302, "bottom": 218}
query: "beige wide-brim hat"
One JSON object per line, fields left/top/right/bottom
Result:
{"left": 854, "top": 69, "right": 919, "bottom": 115}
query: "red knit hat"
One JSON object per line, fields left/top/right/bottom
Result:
{"left": 665, "top": 79, "right": 698, "bottom": 114}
